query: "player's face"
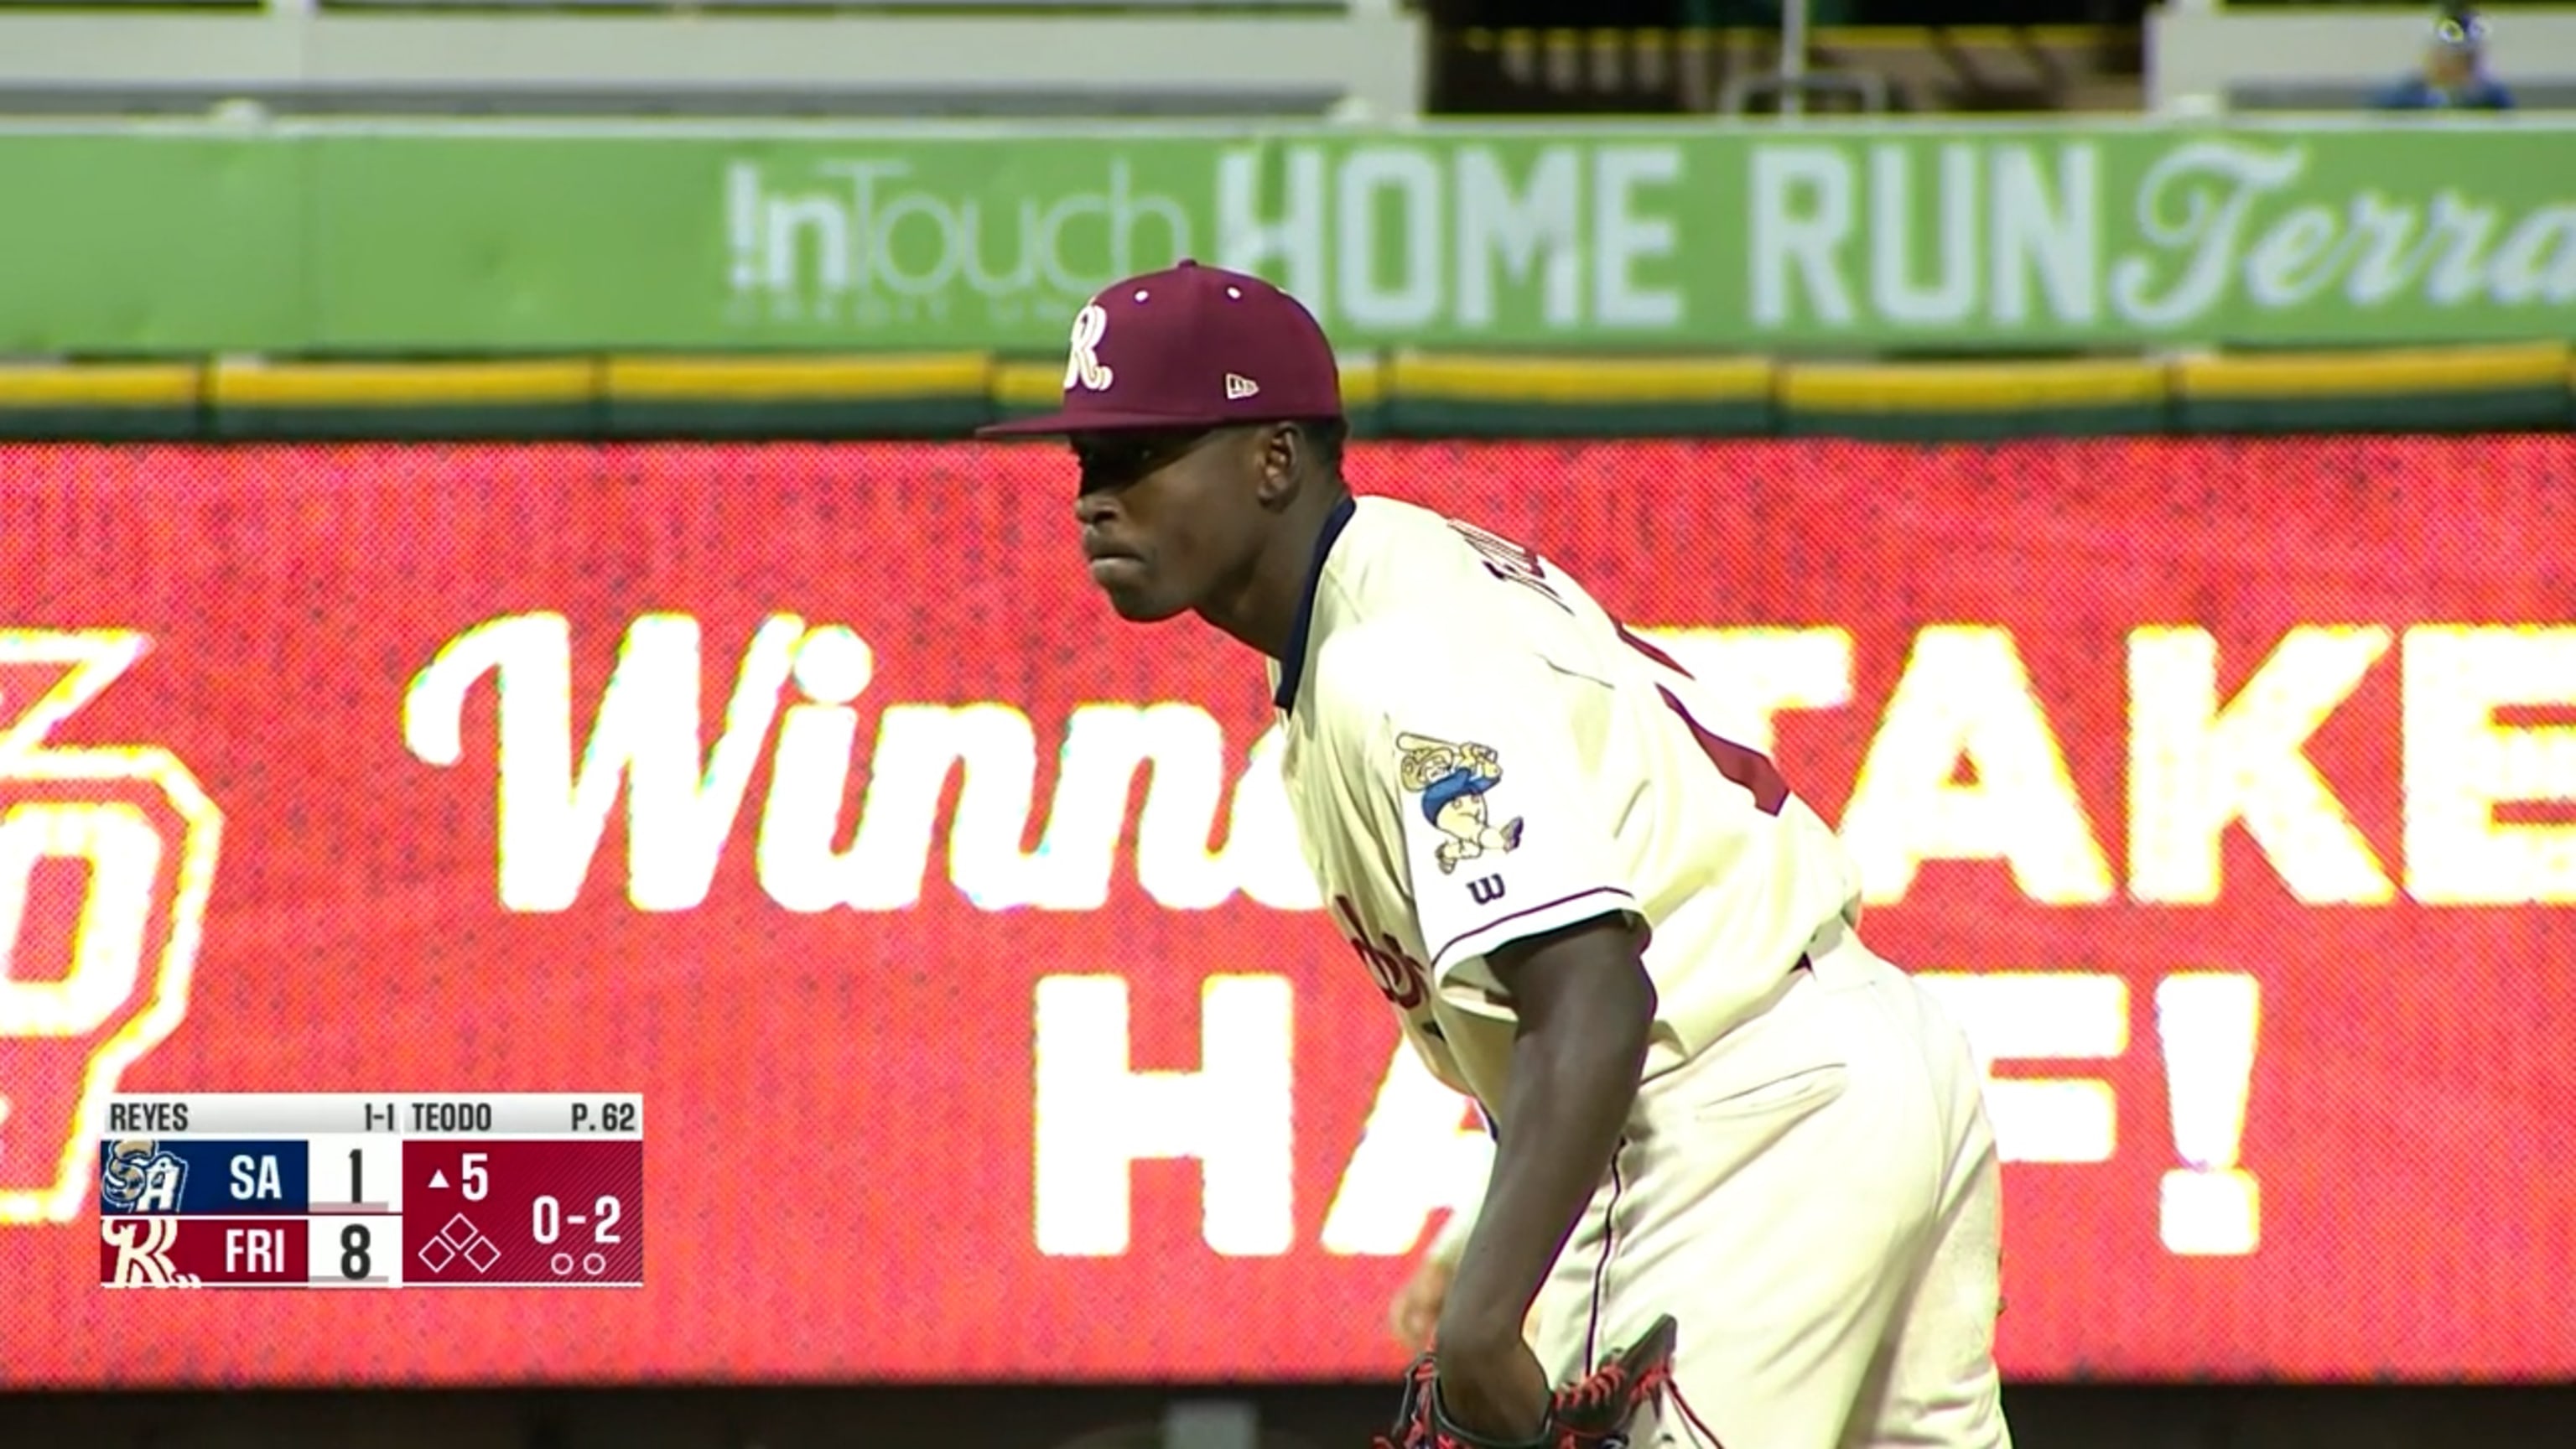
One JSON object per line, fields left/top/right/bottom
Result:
{"left": 1070, "top": 428, "right": 1268, "bottom": 623}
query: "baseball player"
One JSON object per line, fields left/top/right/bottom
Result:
{"left": 982, "top": 261, "right": 2011, "bottom": 1449}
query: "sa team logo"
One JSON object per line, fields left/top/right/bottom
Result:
{"left": 0, "top": 631, "right": 222, "bottom": 1226}
{"left": 97, "top": 1136, "right": 189, "bottom": 1213}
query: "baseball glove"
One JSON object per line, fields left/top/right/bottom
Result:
{"left": 1370, "top": 1315, "right": 1699, "bottom": 1449}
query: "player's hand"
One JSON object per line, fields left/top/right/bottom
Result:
{"left": 1388, "top": 1254, "right": 1456, "bottom": 1349}
{"left": 1428, "top": 1330, "right": 1551, "bottom": 1442}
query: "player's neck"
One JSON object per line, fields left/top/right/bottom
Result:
{"left": 1196, "top": 483, "right": 1349, "bottom": 661}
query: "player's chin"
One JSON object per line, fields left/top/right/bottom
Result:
{"left": 1100, "top": 589, "right": 1190, "bottom": 624}
{"left": 1088, "top": 566, "right": 1188, "bottom": 622}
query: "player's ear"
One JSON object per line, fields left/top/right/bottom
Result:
{"left": 1254, "top": 423, "right": 1301, "bottom": 508}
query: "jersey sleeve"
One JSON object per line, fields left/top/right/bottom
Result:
{"left": 1342, "top": 635, "right": 1644, "bottom": 1015}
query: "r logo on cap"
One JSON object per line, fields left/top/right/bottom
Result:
{"left": 1064, "top": 304, "right": 1114, "bottom": 393}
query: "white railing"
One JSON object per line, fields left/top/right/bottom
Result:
{"left": 0, "top": 0, "right": 1422, "bottom": 119}
{"left": 316, "top": 1, "right": 1352, "bottom": 7}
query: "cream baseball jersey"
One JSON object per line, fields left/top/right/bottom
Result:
{"left": 1270, "top": 496, "right": 1865, "bottom": 1107}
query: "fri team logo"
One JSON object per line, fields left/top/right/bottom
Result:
{"left": 0, "top": 631, "right": 224, "bottom": 1226}
{"left": 100, "top": 1217, "right": 200, "bottom": 1286}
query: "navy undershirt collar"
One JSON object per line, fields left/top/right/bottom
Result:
{"left": 1270, "top": 494, "right": 1358, "bottom": 713}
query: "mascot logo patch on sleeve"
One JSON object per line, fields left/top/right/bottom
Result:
{"left": 1394, "top": 732, "right": 1524, "bottom": 875}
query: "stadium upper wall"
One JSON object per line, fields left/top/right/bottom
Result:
{"left": 0, "top": 0, "right": 1424, "bottom": 120}
{"left": 13, "top": 1, "right": 2576, "bottom": 119}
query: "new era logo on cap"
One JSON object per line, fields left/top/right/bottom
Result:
{"left": 978, "top": 259, "right": 1342, "bottom": 438}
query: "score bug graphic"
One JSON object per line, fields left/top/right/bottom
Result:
{"left": 406, "top": 1138, "right": 642, "bottom": 1285}
{"left": 96, "top": 1094, "right": 642, "bottom": 1289}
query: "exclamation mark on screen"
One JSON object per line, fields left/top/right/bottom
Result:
{"left": 2157, "top": 972, "right": 2262, "bottom": 1255}
{"left": 727, "top": 163, "right": 765, "bottom": 291}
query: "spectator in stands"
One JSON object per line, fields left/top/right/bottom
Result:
{"left": 2373, "top": 3, "right": 2514, "bottom": 110}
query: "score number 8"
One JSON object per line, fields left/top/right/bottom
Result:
{"left": 531, "top": 1193, "right": 625, "bottom": 1246}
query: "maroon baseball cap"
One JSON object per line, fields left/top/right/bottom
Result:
{"left": 978, "top": 259, "right": 1343, "bottom": 437}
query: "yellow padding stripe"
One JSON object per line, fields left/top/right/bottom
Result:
{"left": 1394, "top": 352, "right": 1773, "bottom": 405}
{"left": 607, "top": 354, "right": 988, "bottom": 402}
{"left": 2174, "top": 343, "right": 2571, "bottom": 400}
{"left": 0, "top": 365, "right": 200, "bottom": 408}
{"left": 989, "top": 355, "right": 1385, "bottom": 413}
{"left": 991, "top": 361, "right": 1067, "bottom": 411}
{"left": 1781, "top": 359, "right": 2168, "bottom": 413}
{"left": 1340, "top": 354, "right": 1386, "bottom": 408}
{"left": 212, "top": 360, "right": 599, "bottom": 408}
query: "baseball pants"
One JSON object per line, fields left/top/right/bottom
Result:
{"left": 1527, "top": 918, "right": 2011, "bottom": 1449}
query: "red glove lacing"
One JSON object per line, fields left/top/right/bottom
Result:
{"left": 1369, "top": 1353, "right": 1725, "bottom": 1449}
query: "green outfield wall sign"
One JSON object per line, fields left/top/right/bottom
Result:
{"left": 3, "top": 121, "right": 2569, "bottom": 355}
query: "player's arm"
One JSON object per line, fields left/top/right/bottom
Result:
{"left": 1337, "top": 636, "right": 1655, "bottom": 1433}
{"left": 1439, "top": 916, "right": 1654, "bottom": 1353}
